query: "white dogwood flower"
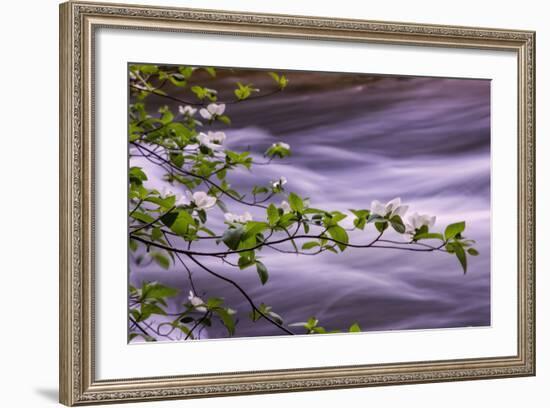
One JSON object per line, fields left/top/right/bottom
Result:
{"left": 178, "top": 105, "right": 197, "bottom": 117}
{"left": 187, "top": 191, "right": 217, "bottom": 211}
{"left": 370, "top": 197, "right": 409, "bottom": 218}
{"left": 280, "top": 200, "right": 291, "bottom": 213}
{"left": 199, "top": 103, "right": 225, "bottom": 120}
{"left": 188, "top": 291, "right": 207, "bottom": 313}
{"left": 271, "top": 176, "right": 287, "bottom": 189}
{"left": 406, "top": 212, "right": 436, "bottom": 233}
{"left": 198, "top": 131, "right": 226, "bottom": 150}
{"left": 224, "top": 212, "right": 253, "bottom": 223}
{"left": 272, "top": 142, "right": 290, "bottom": 150}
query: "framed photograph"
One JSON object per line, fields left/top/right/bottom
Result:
{"left": 59, "top": 1, "right": 536, "bottom": 405}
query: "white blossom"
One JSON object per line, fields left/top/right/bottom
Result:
{"left": 199, "top": 103, "right": 225, "bottom": 120}
{"left": 188, "top": 291, "right": 207, "bottom": 313}
{"left": 370, "top": 197, "right": 408, "bottom": 218}
{"left": 198, "top": 131, "right": 226, "bottom": 150}
{"left": 178, "top": 105, "right": 197, "bottom": 117}
{"left": 175, "top": 194, "right": 190, "bottom": 207}
{"left": 224, "top": 211, "right": 253, "bottom": 223}
{"left": 188, "top": 191, "right": 217, "bottom": 211}
{"left": 272, "top": 142, "right": 290, "bottom": 150}
{"left": 271, "top": 176, "right": 287, "bottom": 189}
{"left": 280, "top": 200, "right": 291, "bottom": 213}
{"left": 406, "top": 212, "right": 436, "bottom": 233}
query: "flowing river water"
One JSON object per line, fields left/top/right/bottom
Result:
{"left": 130, "top": 70, "right": 491, "bottom": 340}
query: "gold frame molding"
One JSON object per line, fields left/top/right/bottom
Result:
{"left": 59, "top": 1, "right": 536, "bottom": 405}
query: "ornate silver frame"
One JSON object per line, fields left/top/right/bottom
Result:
{"left": 59, "top": 1, "right": 536, "bottom": 405}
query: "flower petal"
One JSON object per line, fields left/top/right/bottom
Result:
{"left": 370, "top": 200, "right": 386, "bottom": 216}
{"left": 199, "top": 108, "right": 211, "bottom": 119}
{"left": 385, "top": 197, "right": 401, "bottom": 213}
{"left": 393, "top": 204, "right": 408, "bottom": 217}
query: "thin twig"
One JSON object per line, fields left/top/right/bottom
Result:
{"left": 185, "top": 254, "right": 294, "bottom": 335}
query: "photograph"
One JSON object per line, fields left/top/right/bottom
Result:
{"left": 127, "top": 64, "right": 490, "bottom": 342}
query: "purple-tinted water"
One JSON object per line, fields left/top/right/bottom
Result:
{"left": 130, "top": 71, "right": 491, "bottom": 340}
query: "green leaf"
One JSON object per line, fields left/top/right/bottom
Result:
{"left": 288, "top": 192, "right": 304, "bottom": 213}
{"left": 302, "top": 241, "right": 320, "bottom": 250}
{"left": 162, "top": 210, "right": 194, "bottom": 236}
{"left": 151, "top": 252, "right": 170, "bottom": 269}
{"left": 158, "top": 106, "right": 174, "bottom": 124}
{"left": 268, "top": 72, "right": 280, "bottom": 83}
{"left": 168, "top": 73, "right": 186, "bottom": 87}
{"left": 414, "top": 232, "right": 444, "bottom": 241}
{"left": 221, "top": 226, "right": 244, "bottom": 250}
{"left": 238, "top": 254, "right": 256, "bottom": 270}
{"left": 151, "top": 227, "right": 162, "bottom": 241}
{"left": 141, "top": 303, "right": 166, "bottom": 320}
{"left": 467, "top": 248, "right": 479, "bottom": 256}
{"left": 234, "top": 82, "right": 256, "bottom": 100}
{"left": 353, "top": 218, "right": 367, "bottom": 230}
{"left": 454, "top": 243, "right": 467, "bottom": 274}
{"left": 413, "top": 232, "right": 445, "bottom": 241}
{"left": 330, "top": 212, "right": 348, "bottom": 224}
{"left": 217, "top": 115, "right": 231, "bottom": 125}
{"left": 267, "top": 204, "right": 279, "bottom": 226}
{"left": 206, "top": 297, "right": 224, "bottom": 308}
{"left": 327, "top": 225, "right": 349, "bottom": 252}
{"left": 144, "top": 282, "right": 178, "bottom": 300}
{"left": 256, "top": 261, "right": 269, "bottom": 285}
{"left": 216, "top": 309, "right": 236, "bottom": 336}
{"left": 243, "top": 221, "right": 269, "bottom": 241}
{"left": 159, "top": 211, "right": 178, "bottom": 227}
{"left": 367, "top": 214, "right": 387, "bottom": 224}
{"left": 389, "top": 215, "right": 406, "bottom": 233}
{"left": 203, "top": 67, "right": 216, "bottom": 77}
{"left": 349, "top": 323, "right": 361, "bottom": 333}
{"left": 445, "top": 221, "right": 466, "bottom": 240}
{"left": 129, "top": 167, "right": 148, "bottom": 185}
{"left": 170, "top": 153, "right": 184, "bottom": 168}
{"left": 129, "top": 238, "right": 139, "bottom": 252}
{"left": 139, "top": 64, "right": 159, "bottom": 75}
{"left": 375, "top": 222, "right": 388, "bottom": 233}
{"left": 350, "top": 209, "right": 370, "bottom": 230}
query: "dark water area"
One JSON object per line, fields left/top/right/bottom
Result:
{"left": 130, "top": 70, "right": 491, "bottom": 340}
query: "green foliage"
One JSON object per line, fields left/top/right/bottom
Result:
{"left": 190, "top": 85, "right": 217, "bottom": 101}
{"left": 129, "top": 167, "right": 148, "bottom": 185}
{"left": 349, "top": 323, "right": 361, "bottom": 333}
{"left": 288, "top": 192, "right": 304, "bottom": 213}
{"left": 389, "top": 215, "right": 406, "bottom": 233}
{"left": 151, "top": 252, "right": 170, "bottom": 269}
{"left": 414, "top": 232, "right": 444, "bottom": 241}
{"left": 249, "top": 303, "right": 283, "bottom": 325}
{"left": 445, "top": 221, "right": 466, "bottom": 240}
{"left": 350, "top": 209, "right": 370, "bottom": 230}
{"left": 265, "top": 143, "right": 291, "bottom": 159}
{"left": 256, "top": 261, "right": 269, "bottom": 285}
{"left": 234, "top": 82, "right": 259, "bottom": 100}
{"left": 302, "top": 241, "right": 320, "bottom": 250}
{"left": 268, "top": 72, "right": 289, "bottom": 89}
{"left": 327, "top": 225, "right": 349, "bottom": 252}
{"left": 267, "top": 204, "right": 279, "bottom": 226}
{"left": 220, "top": 226, "right": 244, "bottom": 251}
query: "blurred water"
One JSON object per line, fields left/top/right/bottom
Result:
{"left": 130, "top": 73, "right": 491, "bottom": 340}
